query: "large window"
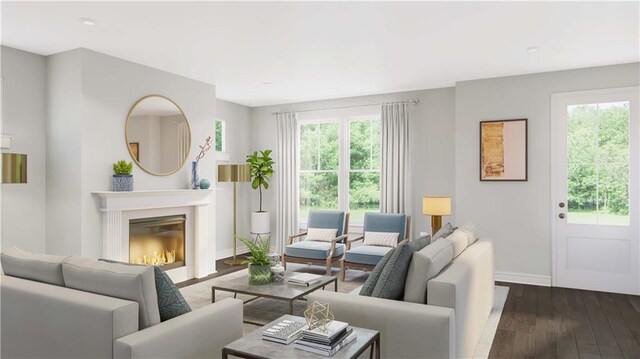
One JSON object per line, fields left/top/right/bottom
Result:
{"left": 299, "top": 116, "right": 381, "bottom": 225}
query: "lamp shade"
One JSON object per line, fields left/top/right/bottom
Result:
{"left": 2, "top": 153, "right": 27, "bottom": 184}
{"left": 423, "top": 196, "right": 451, "bottom": 216}
{"left": 218, "top": 164, "right": 251, "bottom": 183}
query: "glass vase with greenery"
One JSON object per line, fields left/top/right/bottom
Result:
{"left": 237, "top": 236, "right": 273, "bottom": 285}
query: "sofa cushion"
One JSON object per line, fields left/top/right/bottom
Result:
{"left": 285, "top": 241, "right": 345, "bottom": 259}
{"left": 404, "top": 239, "right": 454, "bottom": 303}
{"left": 460, "top": 223, "right": 479, "bottom": 246}
{"left": 99, "top": 259, "right": 191, "bottom": 322}
{"left": 432, "top": 223, "right": 456, "bottom": 241}
{"left": 0, "top": 246, "right": 68, "bottom": 286}
{"left": 446, "top": 229, "right": 469, "bottom": 258}
{"left": 62, "top": 256, "right": 160, "bottom": 329}
{"left": 306, "top": 228, "right": 338, "bottom": 242}
{"left": 371, "top": 242, "right": 415, "bottom": 299}
{"left": 344, "top": 245, "right": 393, "bottom": 265}
{"left": 359, "top": 248, "right": 396, "bottom": 296}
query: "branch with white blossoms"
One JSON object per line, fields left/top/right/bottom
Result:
{"left": 195, "top": 136, "right": 212, "bottom": 162}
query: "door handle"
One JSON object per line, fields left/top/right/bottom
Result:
{"left": 559, "top": 202, "right": 565, "bottom": 208}
{"left": 559, "top": 213, "right": 566, "bottom": 219}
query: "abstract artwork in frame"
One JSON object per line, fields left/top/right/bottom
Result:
{"left": 480, "top": 119, "right": 528, "bottom": 181}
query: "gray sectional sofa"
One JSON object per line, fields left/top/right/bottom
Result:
{"left": 309, "top": 238, "right": 495, "bottom": 359}
{"left": 0, "top": 249, "right": 243, "bottom": 359}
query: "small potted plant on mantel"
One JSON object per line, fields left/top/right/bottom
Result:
{"left": 236, "top": 235, "right": 273, "bottom": 285}
{"left": 246, "top": 150, "right": 275, "bottom": 234}
{"left": 112, "top": 160, "right": 134, "bottom": 192}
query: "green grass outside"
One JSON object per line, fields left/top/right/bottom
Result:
{"left": 299, "top": 206, "right": 379, "bottom": 224}
{"left": 567, "top": 210, "right": 629, "bottom": 226}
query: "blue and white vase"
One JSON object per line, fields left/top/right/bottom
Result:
{"left": 191, "top": 161, "right": 200, "bottom": 189}
{"left": 112, "top": 175, "right": 133, "bottom": 192}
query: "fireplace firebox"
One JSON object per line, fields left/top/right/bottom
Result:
{"left": 129, "top": 215, "right": 186, "bottom": 270}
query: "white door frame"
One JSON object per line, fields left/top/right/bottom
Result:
{"left": 550, "top": 86, "right": 640, "bottom": 293}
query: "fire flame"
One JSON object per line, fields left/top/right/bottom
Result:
{"left": 131, "top": 250, "right": 176, "bottom": 266}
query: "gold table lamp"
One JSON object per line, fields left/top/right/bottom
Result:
{"left": 2, "top": 153, "right": 28, "bottom": 184}
{"left": 423, "top": 196, "right": 451, "bottom": 235}
{"left": 218, "top": 164, "right": 251, "bottom": 265}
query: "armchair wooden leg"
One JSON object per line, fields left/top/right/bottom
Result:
{"left": 282, "top": 253, "right": 287, "bottom": 270}
{"left": 340, "top": 259, "right": 346, "bottom": 281}
{"left": 325, "top": 258, "right": 332, "bottom": 276}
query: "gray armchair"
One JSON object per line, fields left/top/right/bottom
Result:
{"left": 340, "top": 212, "right": 410, "bottom": 281}
{"left": 282, "top": 211, "right": 349, "bottom": 275}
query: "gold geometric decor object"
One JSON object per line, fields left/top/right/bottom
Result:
{"left": 304, "top": 301, "right": 335, "bottom": 333}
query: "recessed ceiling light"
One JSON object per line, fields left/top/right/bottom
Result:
{"left": 526, "top": 46, "right": 540, "bottom": 53}
{"left": 80, "top": 17, "right": 97, "bottom": 26}
{"left": 262, "top": 81, "right": 273, "bottom": 85}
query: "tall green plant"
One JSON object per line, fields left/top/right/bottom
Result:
{"left": 246, "top": 150, "right": 275, "bottom": 212}
{"left": 236, "top": 236, "right": 272, "bottom": 265}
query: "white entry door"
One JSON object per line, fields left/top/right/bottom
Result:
{"left": 551, "top": 86, "right": 639, "bottom": 295}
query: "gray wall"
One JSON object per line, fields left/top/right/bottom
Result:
{"left": 46, "top": 49, "right": 217, "bottom": 258}
{"left": 45, "top": 49, "right": 82, "bottom": 254}
{"left": 1, "top": 46, "right": 47, "bottom": 252}
{"left": 454, "top": 63, "right": 640, "bottom": 281}
{"left": 249, "top": 88, "right": 456, "bottom": 237}
{"left": 215, "top": 99, "right": 252, "bottom": 257}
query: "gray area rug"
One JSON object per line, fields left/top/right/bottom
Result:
{"left": 180, "top": 263, "right": 368, "bottom": 334}
{"left": 180, "top": 264, "right": 508, "bottom": 358}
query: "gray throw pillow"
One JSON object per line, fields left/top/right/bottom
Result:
{"left": 432, "top": 223, "right": 456, "bottom": 241}
{"left": 371, "top": 242, "right": 415, "bottom": 300}
{"left": 359, "top": 248, "right": 396, "bottom": 296}
{"left": 1, "top": 246, "right": 68, "bottom": 286}
{"left": 409, "top": 234, "right": 431, "bottom": 252}
{"left": 100, "top": 259, "right": 192, "bottom": 322}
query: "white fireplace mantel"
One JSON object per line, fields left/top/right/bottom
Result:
{"left": 92, "top": 189, "right": 216, "bottom": 280}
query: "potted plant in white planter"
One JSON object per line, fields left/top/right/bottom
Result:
{"left": 237, "top": 235, "right": 273, "bottom": 285}
{"left": 246, "top": 150, "right": 275, "bottom": 234}
{"left": 112, "top": 160, "right": 134, "bottom": 191}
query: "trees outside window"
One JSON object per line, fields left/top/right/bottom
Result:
{"left": 215, "top": 120, "right": 225, "bottom": 152}
{"left": 298, "top": 116, "right": 381, "bottom": 225}
{"left": 567, "top": 101, "right": 630, "bottom": 225}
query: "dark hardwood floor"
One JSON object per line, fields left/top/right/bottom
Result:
{"left": 490, "top": 282, "right": 640, "bottom": 359}
{"left": 178, "top": 260, "right": 640, "bottom": 358}
{"left": 175, "top": 254, "right": 250, "bottom": 288}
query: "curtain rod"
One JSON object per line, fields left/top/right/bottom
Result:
{"left": 271, "top": 98, "right": 420, "bottom": 116}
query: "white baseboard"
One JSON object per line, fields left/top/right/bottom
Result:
{"left": 215, "top": 246, "right": 250, "bottom": 260}
{"left": 495, "top": 270, "right": 551, "bottom": 287}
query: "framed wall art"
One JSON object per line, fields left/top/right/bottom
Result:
{"left": 480, "top": 119, "right": 528, "bottom": 181}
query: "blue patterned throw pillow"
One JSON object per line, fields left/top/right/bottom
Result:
{"left": 99, "top": 259, "right": 191, "bottom": 321}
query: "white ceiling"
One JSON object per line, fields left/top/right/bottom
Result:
{"left": 2, "top": 1, "right": 638, "bottom": 107}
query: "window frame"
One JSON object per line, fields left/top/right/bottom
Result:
{"left": 297, "top": 114, "right": 381, "bottom": 229}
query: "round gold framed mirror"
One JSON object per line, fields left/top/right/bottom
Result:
{"left": 125, "top": 95, "right": 191, "bottom": 176}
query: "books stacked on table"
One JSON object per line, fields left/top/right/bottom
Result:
{"left": 262, "top": 318, "right": 308, "bottom": 345}
{"left": 294, "top": 320, "right": 357, "bottom": 357}
{"left": 287, "top": 273, "right": 323, "bottom": 286}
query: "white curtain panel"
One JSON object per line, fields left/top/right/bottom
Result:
{"left": 380, "top": 102, "right": 410, "bottom": 213}
{"left": 275, "top": 112, "right": 299, "bottom": 253}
